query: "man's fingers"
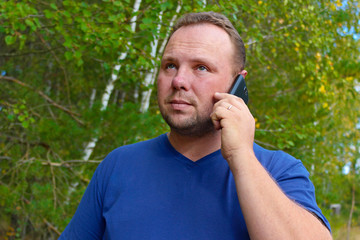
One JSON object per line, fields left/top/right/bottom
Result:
{"left": 214, "top": 92, "right": 229, "bottom": 101}
{"left": 211, "top": 103, "right": 235, "bottom": 130}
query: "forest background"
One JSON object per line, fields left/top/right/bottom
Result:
{"left": 0, "top": 0, "right": 359, "bottom": 239}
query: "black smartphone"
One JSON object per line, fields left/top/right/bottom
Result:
{"left": 229, "top": 74, "right": 248, "bottom": 105}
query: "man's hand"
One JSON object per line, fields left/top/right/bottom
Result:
{"left": 210, "top": 92, "right": 255, "bottom": 166}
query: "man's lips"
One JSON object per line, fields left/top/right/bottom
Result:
{"left": 168, "top": 99, "right": 193, "bottom": 110}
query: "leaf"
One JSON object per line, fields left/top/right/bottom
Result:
{"left": 5, "top": 35, "right": 15, "bottom": 45}
{"left": 7, "top": 114, "right": 14, "bottom": 121}
{"left": 113, "top": 1, "right": 123, "bottom": 7}
{"left": 82, "top": 10, "right": 91, "bottom": 18}
{"left": 77, "top": 58, "right": 84, "bottom": 66}
{"left": 74, "top": 51, "right": 82, "bottom": 59}
{"left": 18, "top": 115, "right": 25, "bottom": 122}
{"left": 43, "top": 10, "right": 54, "bottom": 18}
{"left": 50, "top": 3, "right": 57, "bottom": 10}
{"left": 142, "top": 18, "right": 153, "bottom": 25}
{"left": 22, "top": 121, "right": 29, "bottom": 128}
{"left": 64, "top": 51, "right": 73, "bottom": 60}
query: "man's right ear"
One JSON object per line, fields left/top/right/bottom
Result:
{"left": 239, "top": 70, "right": 248, "bottom": 79}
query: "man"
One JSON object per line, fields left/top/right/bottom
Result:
{"left": 60, "top": 12, "right": 332, "bottom": 239}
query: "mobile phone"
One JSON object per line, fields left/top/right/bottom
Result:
{"left": 229, "top": 74, "right": 248, "bottom": 105}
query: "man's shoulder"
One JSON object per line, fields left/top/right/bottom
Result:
{"left": 253, "top": 143, "right": 297, "bottom": 162}
{"left": 253, "top": 143, "right": 305, "bottom": 177}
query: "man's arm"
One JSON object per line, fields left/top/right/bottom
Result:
{"left": 59, "top": 162, "right": 106, "bottom": 239}
{"left": 211, "top": 92, "right": 332, "bottom": 240}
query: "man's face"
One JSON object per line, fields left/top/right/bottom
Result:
{"left": 157, "top": 23, "right": 235, "bottom": 136}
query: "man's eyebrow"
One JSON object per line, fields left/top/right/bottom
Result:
{"left": 162, "top": 55, "right": 212, "bottom": 64}
{"left": 161, "top": 56, "right": 176, "bottom": 62}
{"left": 190, "top": 57, "right": 212, "bottom": 64}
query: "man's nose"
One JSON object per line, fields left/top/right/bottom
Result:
{"left": 171, "top": 67, "right": 191, "bottom": 91}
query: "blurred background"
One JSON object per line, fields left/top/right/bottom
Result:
{"left": 0, "top": 0, "right": 359, "bottom": 239}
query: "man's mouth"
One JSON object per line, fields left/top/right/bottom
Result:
{"left": 168, "top": 99, "right": 192, "bottom": 110}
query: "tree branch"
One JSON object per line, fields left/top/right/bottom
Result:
{"left": 41, "top": 159, "right": 102, "bottom": 167}
{"left": 47, "top": 150, "right": 57, "bottom": 209}
{"left": 254, "top": 139, "right": 278, "bottom": 149}
{"left": 1, "top": 133, "right": 51, "bottom": 150}
{"left": 0, "top": 76, "right": 84, "bottom": 125}
{"left": 0, "top": 46, "right": 63, "bottom": 57}
{"left": 43, "top": 218, "right": 61, "bottom": 236}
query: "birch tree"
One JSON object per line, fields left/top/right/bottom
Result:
{"left": 83, "top": 0, "right": 142, "bottom": 161}
{"left": 139, "top": 3, "right": 182, "bottom": 113}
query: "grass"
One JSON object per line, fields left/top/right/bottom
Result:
{"left": 333, "top": 225, "right": 360, "bottom": 240}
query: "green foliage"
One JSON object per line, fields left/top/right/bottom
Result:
{"left": 0, "top": 0, "right": 359, "bottom": 238}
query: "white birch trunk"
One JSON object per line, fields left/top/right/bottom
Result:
{"left": 139, "top": 3, "right": 182, "bottom": 113}
{"left": 89, "top": 89, "right": 96, "bottom": 108}
{"left": 139, "top": 11, "right": 162, "bottom": 113}
{"left": 134, "top": 85, "right": 139, "bottom": 101}
{"left": 82, "top": 0, "right": 142, "bottom": 161}
{"left": 158, "top": 3, "right": 182, "bottom": 56}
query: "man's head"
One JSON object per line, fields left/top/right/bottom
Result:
{"left": 171, "top": 12, "right": 246, "bottom": 74}
{"left": 157, "top": 12, "right": 246, "bottom": 137}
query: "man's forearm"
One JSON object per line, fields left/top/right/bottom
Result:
{"left": 229, "top": 152, "right": 332, "bottom": 240}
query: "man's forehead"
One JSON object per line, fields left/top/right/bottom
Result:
{"left": 163, "top": 40, "right": 218, "bottom": 57}
{"left": 169, "top": 23, "right": 230, "bottom": 43}
{"left": 164, "top": 23, "right": 234, "bottom": 56}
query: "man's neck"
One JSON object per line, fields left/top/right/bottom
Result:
{"left": 167, "top": 130, "right": 222, "bottom": 162}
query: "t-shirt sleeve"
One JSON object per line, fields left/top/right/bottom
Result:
{"left": 59, "top": 161, "right": 106, "bottom": 239}
{"left": 266, "top": 150, "right": 331, "bottom": 232}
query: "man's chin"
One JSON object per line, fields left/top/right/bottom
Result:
{"left": 166, "top": 119, "right": 215, "bottom": 137}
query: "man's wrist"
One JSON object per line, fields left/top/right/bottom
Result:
{"left": 226, "top": 148, "right": 257, "bottom": 176}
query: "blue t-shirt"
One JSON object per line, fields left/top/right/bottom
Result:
{"left": 60, "top": 134, "right": 330, "bottom": 239}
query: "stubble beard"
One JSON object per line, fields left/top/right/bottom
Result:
{"left": 160, "top": 106, "right": 215, "bottom": 137}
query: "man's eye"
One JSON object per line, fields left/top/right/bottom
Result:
{"left": 197, "top": 65, "right": 208, "bottom": 71}
{"left": 166, "top": 63, "right": 176, "bottom": 69}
